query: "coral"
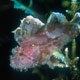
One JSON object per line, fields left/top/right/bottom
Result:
{"left": 11, "top": 0, "right": 34, "bottom": 15}
{"left": 10, "top": 12, "right": 80, "bottom": 72}
{"left": 65, "top": 0, "right": 80, "bottom": 17}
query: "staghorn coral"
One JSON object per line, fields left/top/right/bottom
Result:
{"left": 65, "top": 0, "right": 80, "bottom": 17}
{"left": 10, "top": 12, "right": 80, "bottom": 72}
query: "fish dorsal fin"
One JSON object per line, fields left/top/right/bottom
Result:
{"left": 47, "top": 12, "right": 68, "bottom": 25}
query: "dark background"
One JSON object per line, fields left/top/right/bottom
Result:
{"left": 0, "top": 0, "right": 80, "bottom": 80}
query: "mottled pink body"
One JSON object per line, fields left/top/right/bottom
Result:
{"left": 10, "top": 28, "right": 73, "bottom": 69}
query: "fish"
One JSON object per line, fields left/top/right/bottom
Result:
{"left": 10, "top": 12, "right": 80, "bottom": 71}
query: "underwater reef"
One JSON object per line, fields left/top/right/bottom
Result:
{"left": 10, "top": 11, "right": 80, "bottom": 80}
{"left": 9, "top": 0, "right": 80, "bottom": 80}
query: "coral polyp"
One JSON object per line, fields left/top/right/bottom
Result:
{"left": 10, "top": 12, "right": 80, "bottom": 71}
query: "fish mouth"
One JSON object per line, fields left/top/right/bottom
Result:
{"left": 10, "top": 55, "right": 31, "bottom": 71}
